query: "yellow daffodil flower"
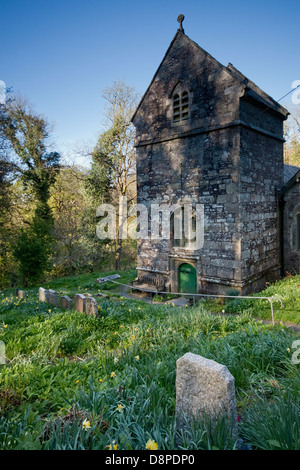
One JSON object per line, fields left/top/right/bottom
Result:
{"left": 145, "top": 439, "right": 158, "bottom": 450}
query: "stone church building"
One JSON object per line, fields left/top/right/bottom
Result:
{"left": 131, "top": 18, "right": 300, "bottom": 295}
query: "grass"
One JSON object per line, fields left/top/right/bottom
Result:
{"left": 0, "top": 270, "right": 299, "bottom": 450}
{"left": 199, "top": 275, "right": 300, "bottom": 325}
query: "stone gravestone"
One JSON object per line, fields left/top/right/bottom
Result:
{"left": 85, "top": 297, "right": 99, "bottom": 317}
{"left": 60, "top": 295, "right": 72, "bottom": 310}
{"left": 48, "top": 289, "right": 59, "bottom": 308}
{"left": 16, "top": 289, "right": 26, "bottom": 299}
{"left": 96, "top": 274, "right": 120, "bottom": 284}
{"left": 39, "top": 287, "right": 47, "bottom": 302}
{"left": 75, "top": 294, "right": 86, "bottom": 313}
{"left": 176, "top": 352, "right": 237, "bottom": 438}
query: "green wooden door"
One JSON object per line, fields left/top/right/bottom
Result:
{"left": 178, "top": 263, "right": 197, "bottom": 294}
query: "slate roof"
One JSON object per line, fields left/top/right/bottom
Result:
{"left": 132, "top": 30, "right": 289, "bottom": 122}
{"left": 284, "top": 164, "right": 300, "bottom": 185}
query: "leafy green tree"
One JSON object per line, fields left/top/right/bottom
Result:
{"left": 0, "top": 96, "right": 60, "bottom": 285}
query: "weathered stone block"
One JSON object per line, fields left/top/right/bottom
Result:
{"left": 85, "top": 297, "right": 99, "bottom": 317}
{"left": 16, "top": 289, "right": 26, "bottom": 299}
{"left": 60, "top": 295, "right": 72, "bottom": 310}
{"left": 176, "top": 352, "right": 237, "bottom": 435}
{"left": 39, "top": 287, "right": 47, "bottom": 302}
{"left": 74, "top": 294, "right": 86, "bottom": 313}
{"left": 48, "top": 289, "right": 59, "bottom": 307}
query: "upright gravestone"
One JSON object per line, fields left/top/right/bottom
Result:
{"left": 85, "top": 297, "right": 99, "bottom": 317}
{"left": 60, "top": 295, "right": 72, "bottom": 310}
{"left": 39, "top": 287, "right": 47, "bottom": 302}
{"left": 48, "top": 289, "right": 59, "bottom": 308}
{"left": 16, "top": 289, "right": 26, "bottom": 299}
{"left": 75, "top": 294, "right": 86, "bottom": 313}
{"left": 176, "top": 352, "right": 237, "bottom": 437}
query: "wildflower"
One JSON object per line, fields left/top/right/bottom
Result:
{"left": 75, "top": 380, "right": 79, "bottom": 384}
{"left": 114, "top": 357, "right": 119, "bottom": 363}
{"left": 116, "top": 404, "right": 124, "bottom": 412}
{"left": 287, "top": 348, "right": 291, "bottom": 353}
{"left": 99, "top": 379, "right": 103, "bottom": 382}
{"left": 135, "top": 355, "right": 140, "bottom": 361}
{"left": 128, "top": 309, "right": 131, "bottom": 312}
{"left": 145, "top": 439, "right": 158, "bottom": 450}
{"left": 137, "top": 307, "right": 140, "bottom": 310}
{"left": 48, "top": 309, "right": 51, "bottom": 313}
{"left": 107, "top": 441, "right": 118, "bottom": 450}
{"left": 4, "top": 325, "right": 7, "bottom": 329}
{"left": 110, "top": 371, "right": 116, "bottom": 378}
{"left": 82, "top": 419, "right": 91, "bottom": 430}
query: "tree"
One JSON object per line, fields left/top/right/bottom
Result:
{"left": 0, "top": 95, "right": 60, "bottom": 285}
{"left": 87, "top": 80, "right": 139, "bottom": 270}
{"left": 284, "top": 104, "right": 300, "bottom": 166}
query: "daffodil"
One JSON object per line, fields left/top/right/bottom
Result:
{"left": 145, "top": 439, "right": 158, "bottom": 450}
{"left": 107, "top": 441, "right": 118, "bottom": 450}
{"left": 110, "top": 371, "right": 116, "bottom": 378}
{"left": 82, "top": 419, "right": 91, "bottom": 430}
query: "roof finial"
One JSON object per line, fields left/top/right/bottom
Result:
{"left": 177, "top": 14, "right": 185, "bottom": 33}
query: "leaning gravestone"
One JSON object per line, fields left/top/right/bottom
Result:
{"left": 48, "top": 289, "right": 59, "bottom": 308}
{"left": 60, "top": 295, "right": 72, "bottom": 310}
{"left": 96, "top": 274, "right": 120, "bottom": 284}
{"left": 176, "top": 352, "right": 237, "bottom": 437}
{"left": 85, "top": 297, "right": 99, "bottom": 317}
{"left": 39, "top": 287, "right": 47, "bottom": 302}
{"left": 75, "top": 294, "right": 86, "bottom": 313}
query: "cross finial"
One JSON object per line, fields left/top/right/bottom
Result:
{"left": 177, "top": 14, "right": 185, "bottom": 33}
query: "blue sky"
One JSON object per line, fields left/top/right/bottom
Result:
{"left": 1, "top": 0, "right": 299, "bottom": 165}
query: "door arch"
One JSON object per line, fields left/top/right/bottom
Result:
{"left": 178, "top": 263, "right": 197, "bottom": 294}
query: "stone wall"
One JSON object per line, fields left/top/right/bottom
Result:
{"left": 282, "top": 180, "right": 300, "bottom": 274}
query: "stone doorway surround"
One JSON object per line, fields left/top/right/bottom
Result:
{"left": 168, "top": 254, "right": 201, "bottom": 293}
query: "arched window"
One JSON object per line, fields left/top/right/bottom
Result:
{"left": 170, "top": 206, "right": 196, "bottom": 248}
{"left": 173, "top": 91, "right": 189, "bottom": 123}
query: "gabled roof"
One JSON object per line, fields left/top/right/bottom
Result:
{"left": 279, "top": 164, "right": 300, "bottom": 196}
{"left": 284, "top": 163, "right": 300, "bottom": 185}
{"left": 132, "top": 29, "right": 289, "bottom": 123}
